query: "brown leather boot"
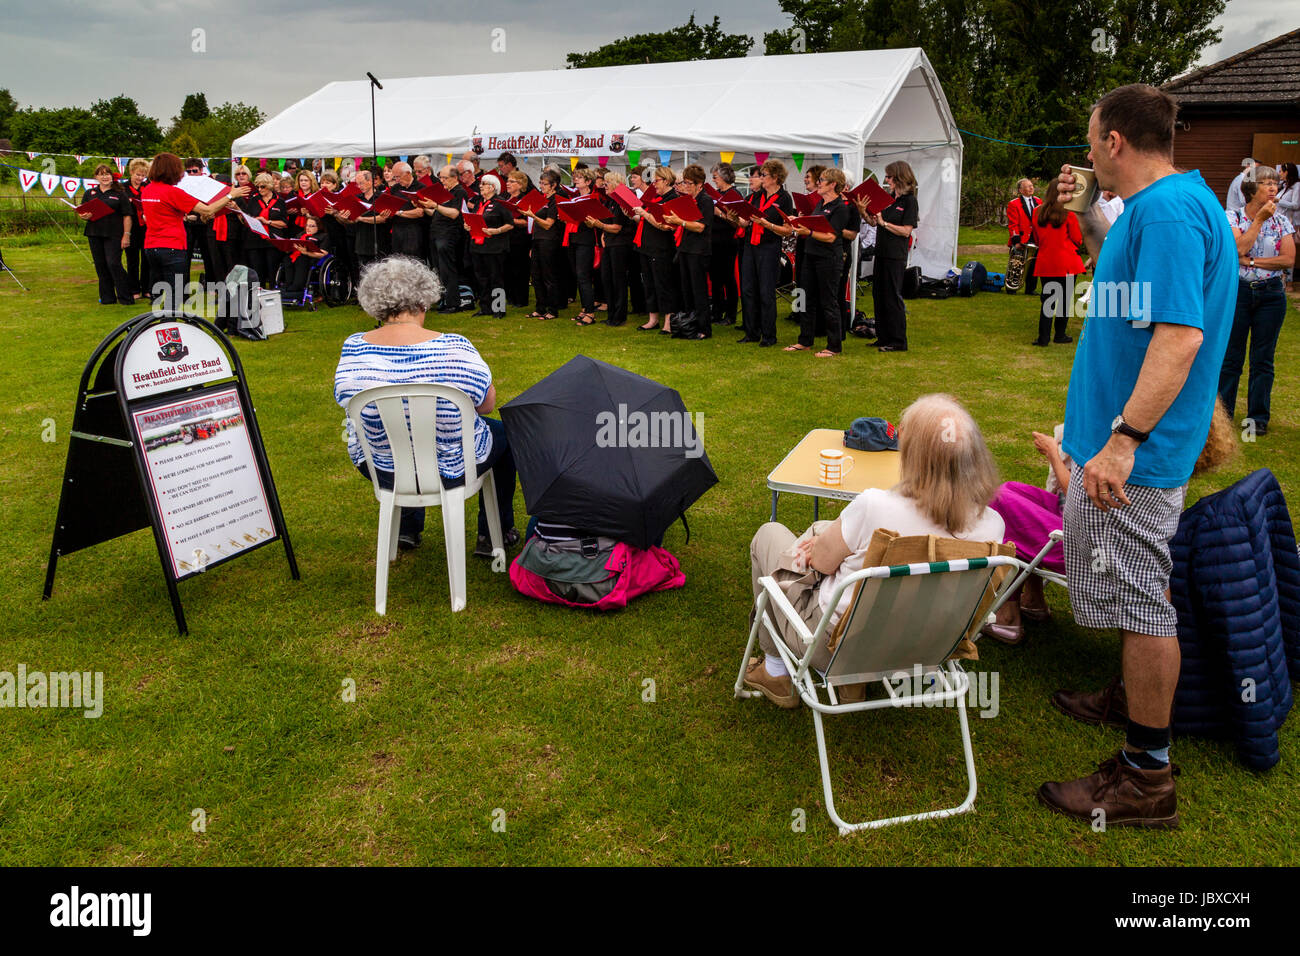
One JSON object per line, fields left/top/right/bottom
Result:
{"left": 1037, "top": 753, "right": 1178, "bottom": 828}
{"left": 1051, "top": 676, "right": 1127, "bottom": 727}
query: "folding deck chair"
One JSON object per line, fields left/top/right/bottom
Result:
{"left": 735, "top": 553, "right": 1027, "bottom": 834}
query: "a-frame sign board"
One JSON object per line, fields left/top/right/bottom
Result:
{"left": 44, "top": 311, "right": 299, "bottom": 634}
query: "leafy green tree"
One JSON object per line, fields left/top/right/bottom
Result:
{"left": 179, "top": 92, "right": 210, "bottom": 122}
{"left": 762, "top": 0, "right": 1224, "bottom": 222}
{"left": 567, "top": 14, "right": 753, "bottom": 68}
{"left": 0, "top": 88, "right": 16, "bottom": 142}
{"left": 90, "top": 96, "right": 163, "bottom": 154}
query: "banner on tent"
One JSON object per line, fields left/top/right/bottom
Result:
{"left": 474, "top": 131, "right": 624, "bottom": 156}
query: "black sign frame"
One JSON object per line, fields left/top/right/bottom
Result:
{"left": 43, "top": 310, "right": 299, "bottom": 634}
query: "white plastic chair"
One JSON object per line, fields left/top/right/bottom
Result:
{"left": 734, "top": 554, "right": 1027, "bottom": 835}
{"left": 347, "top": 383, "right": 505, "bottom": 614}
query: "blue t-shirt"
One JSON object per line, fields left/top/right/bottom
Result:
{"left": 1063, "top": 170, "right": 1237, "bottom": 488}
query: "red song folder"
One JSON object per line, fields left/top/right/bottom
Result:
{"left": 413, "top": 181, "right": 456, "bottom": 206}
{"left": 701, "top": 182, "right": 721, "bottom": 200}
{"left": 368, "top": 192, "right": 410, "bottom": 216}
{"left": 609, "top": 184, "right": 642, "bottom": 215}
{"left": 713, "top": 196, "right": 752, "bottom": 217}
{"left": 501, "top": 189, "right": 547, "bottom": 216}
{"left": 556, "top": 196, "right": 612, "bottom": 225}
{"left": 790, "top": 214, "right": 834, "bottom": 235}
{"left": 658, "top": 195, "right": 702, "bottom": 222}
{"left": 846, "top": 178, "right": 893, "bottom": 214}
{"left": 462, "top": 212, "right": 489, "bottom": 241}
{"left": 790, "top": 191, "right": 818, "bottom": 215}
{"left": 68, "top": 197, "right": 116, "bottom": 221}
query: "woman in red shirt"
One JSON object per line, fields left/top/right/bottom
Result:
{"left": 1029, "top": 204, "right": 1084, "bottom": 346}
{"left": 142, "top": 153, "right": 246, "bottom": 310}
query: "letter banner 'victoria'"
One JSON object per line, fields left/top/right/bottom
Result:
{"left": 474, "top": 131, "right": 627, "bottom": 157}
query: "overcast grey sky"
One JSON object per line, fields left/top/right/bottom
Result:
{"left": 0, "top": 1, "right": 1290, "bottom": 125}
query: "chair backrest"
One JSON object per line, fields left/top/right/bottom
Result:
{"left": 347, "top": 382, "right": 479, "bottom": 497}
{"left": 822, "top": 557, "right": 1016, "bottom": 683}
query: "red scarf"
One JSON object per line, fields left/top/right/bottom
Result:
{"left": 751, "top": 190, "right": 779, "bottom": 245}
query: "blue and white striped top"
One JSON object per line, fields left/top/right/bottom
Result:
{"left": 334, "top": 332, "right": 492, "bottom": 478}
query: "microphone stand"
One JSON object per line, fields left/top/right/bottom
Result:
{"left": 367, "top": 71, "right": 383, "bottom": 257}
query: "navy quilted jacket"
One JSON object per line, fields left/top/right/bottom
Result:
{"left": 1170, "top": 469, "right": 1300, "bottom": 770}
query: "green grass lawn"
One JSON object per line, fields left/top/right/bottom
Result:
{"left": 2, "top": 239, "right": 1298, "bottom": 866}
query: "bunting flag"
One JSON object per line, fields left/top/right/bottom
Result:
{"left": 61, "top": 177, "right": 81, "bottom": 197}
{"left": 376, "top": 156, "right": 386, "bottom": 167}
{"left": 40, "top": 172, "right": 59, "bottom": 195}
{"left": 74, "top": 154, "right": 86, "bottom": 164}
{"left": 114, "top": 157, "right": 127, "bottom": 173}
{"left": 627, "top": 149, "right": 641, "bottom": 166}
{"left": 754, "top": 152, "right": 770, "bottom": 165}
{"left": 399, "top": 154, "right": 409, "bottom": 163}
{"left": 26, "top": 151, "right": 36, "bottom": 160}
{"left": 445, "top": 153, "right": 453, "bottom": 165}
{"left": 277, "top": 158, "right": 286, "bottom": 171}
{"left": 657, "top": 150, "right": 672, "bottom": 165}
{"left": 259, "top": 158, "right": 267, "bottom": 170}
{"left": 354, "top": 157, "right": 362, "bottom": 171}
{"left": 333, "top": 157, "right": 342, "bottom": 170}
{"left": 720, "top": 151, "right": 735, "bottom": 164}
{"left": 83, "top": 178, "right": 97, "bottom": 192}
{"left": 597, "top": 155, "right": 608, "bottom": 168}
{"left": 18, "top": 168, "right": 38, "bottom": 192}
{"left": 792, "top": 153, "right": 804, "bottom": 172}
{"left": 569, "top": 156, "right": 579, "bottom": 170}
{"left": 831, "top": 153, "right": 841, "bottom": 167}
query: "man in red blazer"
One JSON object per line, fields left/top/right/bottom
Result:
{"left": 1006, "top": 178, "right": 1042, "bottom": 293}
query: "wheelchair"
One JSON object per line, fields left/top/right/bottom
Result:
{"left": 274, "top": 253, "right": 353, "bottom": 310}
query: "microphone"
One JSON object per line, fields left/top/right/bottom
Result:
{"left": 366, "top": 72, "right": 383, "bottom": 90}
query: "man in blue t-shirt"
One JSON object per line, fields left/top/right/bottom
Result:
{"left": 1037, "top": 84, "right": 1237, "bottom": 829}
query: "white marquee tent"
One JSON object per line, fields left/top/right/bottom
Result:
{"left": 234, "top": 48, "right": 962, "bottom": 278}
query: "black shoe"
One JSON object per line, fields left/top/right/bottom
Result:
{"left": 397, "top": 532, "right": 422, "bottom": 552}
{"left": 604, "top": 319, "right": 626, "bottom": 327}
{"left": 436, "top": 306, "right": 460, "bottom": 314}
{"left": 758, "top": 340, "right": 776, "bottom": 348}
{"left": 737, "top": 335, "right": 759, "bottom": 343}
{"left": 1054, "top": 335, "right": 1073, "bottom": 343}
{"left": 474, "top": 527, "right": 522, "bottom": 557}
{"left": 1030, "top": 339, "right": 1049, "bottom": 347}
{"left": 877, "top": 345, "right": 908, "bottom": 352}
{"left": 472, "top": 310, "right": 492, "bottom": 317}
{"left": 713, "top": 318, "right": 734, "bottom": 326}
{"left": 636, "top": 323, "right": 658, "bottom": 332}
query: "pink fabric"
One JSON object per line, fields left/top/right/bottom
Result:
{"left": 989, "top": 481, "right": 1065, "bottom": 573}
{"left": 509, "top": 542, "right": 685, "bottom": 610}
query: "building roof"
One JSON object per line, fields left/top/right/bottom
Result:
{"left": 1163, "top": 27, "right": 1300, "bottom": 107}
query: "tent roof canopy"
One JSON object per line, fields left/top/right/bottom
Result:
{"left": 233, "top": 49, "right": 958, "bottom": 159}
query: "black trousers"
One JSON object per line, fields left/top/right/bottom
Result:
{"left": 644, "top": 250, "right": 679, "bottom": 316}
{"left": 284, "top": 255, "right": 315, "bottom": 304}
{"left": 211, "top": 238, "right": 235, "bottom": 283}
{"left": 571, "top": 243, "right": 596, "bottom": 312}
{"left": 799, "top": 254, "right": 843, "bottom": 352}
{"left": 677, "top": 250, "right": 710, "bottom": 329}
{"left": 244, "top": 246, "right": 279, "bottom": 289}
{"left": 472, "top": 251, "right": 507, "bottom": 317}
{"left": 838, "top": 252, "right": 854, "bottom": 329}
{"left": 740, "top": 241, "right": 780, "bottom": 344}
{"left": 125, "top": 237, "right": 151, "bottom": 297}
{"left": 600, "top": 244, "right": 630, "bottom": 325}
{"left": 531, "top": 241, "right": 563, "bottom": 315}
{"left": 709, "top": 240, "right": 737, "bottom": 323}
{"left": 628, "top": 250, "right": 647, "bottom": 313}
{"left": 506, "top": 234, "right": 531, "bottom": 306}
{"left": 331, "top": 236, "right": 359, "bottom": 292}
{"left": 873, "top": 257, "right": 908, "bottom": 349}
{"left": 391, "top": 225, "right": 423, "bottom": 259}
{"left": 432, "top": 234, "right": 462, "bottom": 309}
{"left": 1037, "top": 276, "right": 1070, "bottom": 342}
{"left": 88, "top": 235, "right": 134, "bottom": 304}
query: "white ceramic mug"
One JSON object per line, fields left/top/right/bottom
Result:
{"left": 819, "top": 448, "right": 855, "bottom": 486}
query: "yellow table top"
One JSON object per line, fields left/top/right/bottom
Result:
{"left": 767, "top": 428, "right": 901, "bottom": 499}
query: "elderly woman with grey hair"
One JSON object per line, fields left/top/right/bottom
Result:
{"left": 334, "top": 256, "right": 519, "bottom": 554}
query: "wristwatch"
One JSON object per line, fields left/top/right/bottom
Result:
{"left": 1111, "top": 414, "right": 1149, "bottom": 443}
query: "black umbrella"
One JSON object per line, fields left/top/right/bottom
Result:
{"left": 500, "top": 356, "right": 717, "bottom": 548}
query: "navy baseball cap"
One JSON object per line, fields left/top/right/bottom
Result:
{"left": 843, "top": 417, "right": 898, "bottom": 451}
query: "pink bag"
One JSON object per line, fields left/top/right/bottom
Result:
{"left": 509, "top": 540, "right": 685, "bottom": 610}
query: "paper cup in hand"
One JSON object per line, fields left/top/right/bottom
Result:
{"left": 1063, "top": 165, "right": 1098, "bottom": 213}
{"left": 819, "top": 448, "right": 855, "bottom": 486}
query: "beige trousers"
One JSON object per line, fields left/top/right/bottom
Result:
{"left": 749, "top": 520, "right": 833, "bottom": 672}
